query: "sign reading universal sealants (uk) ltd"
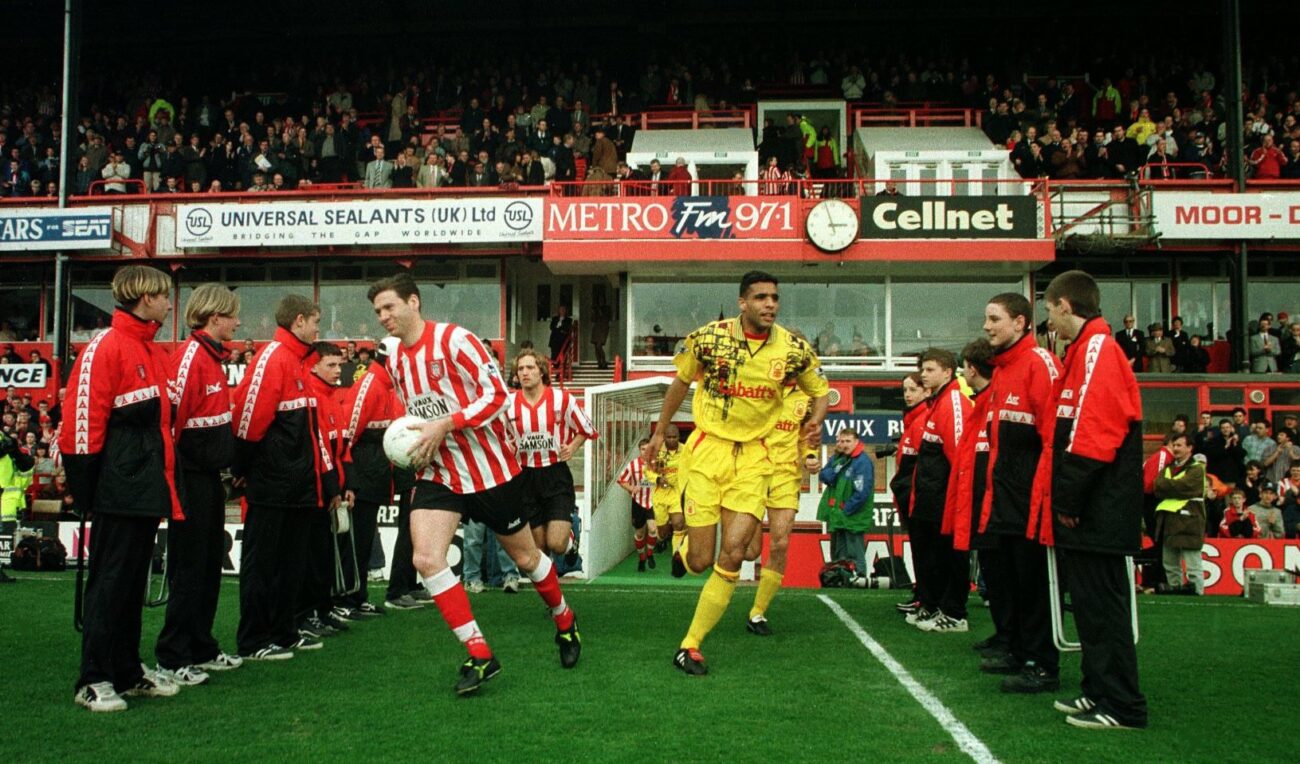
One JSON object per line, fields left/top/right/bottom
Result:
{"left": 859, "top": 196, "right": 1039, "bottom": 238}
{"left": 175, "top": 198, "right": 543, "bottom": 247}
{"left": 0, "top": 207, "right": 113, "bottom": 251}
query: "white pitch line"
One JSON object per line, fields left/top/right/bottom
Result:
{"left": 818, "top": 595, "right": 1000, "bottom": 764}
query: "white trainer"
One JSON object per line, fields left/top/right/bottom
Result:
{"left": 74, "top": 682, "right": 127, "bottom": 712}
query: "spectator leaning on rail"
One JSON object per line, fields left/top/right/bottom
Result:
{"left": 1153, "top": 436, "right": 1206, "bottom": 595}
{"left": 814, "top": 428, "right": 874, "bottom": 583}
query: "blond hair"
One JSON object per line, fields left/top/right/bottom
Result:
{"left": 110, "top": 265, "right": 172, "bottom": 306}
{"left": 184, "top": 283, "right": 240, "bottom": 330}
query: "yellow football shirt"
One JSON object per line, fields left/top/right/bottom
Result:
{"left": 673, "top": 318, "right": 828, "bottom": 443}
{"left": 646, "top": 442, "right": 692, "bottom": 505}
{"left": 768, "top": 386, "right": 818, "bottom": 468}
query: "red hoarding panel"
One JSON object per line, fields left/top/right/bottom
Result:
{"left": 546, "top": 196, "right": 800, "bottom": 241}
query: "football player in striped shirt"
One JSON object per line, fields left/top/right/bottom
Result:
{"left": 367, "top": 273, "right": 581, "bottom": 695}
{"left": 617, "top": 438, "right": 656, "bottom": 571}
{"left": 507, "top": 350, "right": 597, "bottom": 565}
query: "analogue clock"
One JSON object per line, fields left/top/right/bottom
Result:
{"left": 805, "top": 198, "right": 859, "bottom": 252}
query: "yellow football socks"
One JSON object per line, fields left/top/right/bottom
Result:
{"left": 749, "top": 568, "right": 784, "bottom": 620}
{"left": 680, "top": 565, "right": 739, "bottom": 650}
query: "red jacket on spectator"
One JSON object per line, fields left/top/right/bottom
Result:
{"left": 58, "top": 309, "right": 183, "bottom": 521}
{"left": 306, "top": 370, "right": 346, "bottom": 498}
{"left": 1142, "top": 444, "right": 1173, "bottom": 495}
{"left": 1250, "top": 145, "right": 1287, "bottom": 179}
{"left": 1219, "top": 505, "right": 1260, "bottom": 538}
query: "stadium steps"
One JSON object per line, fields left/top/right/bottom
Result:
{"left": 562, "top": 362, "right": 616, "bottom": 391}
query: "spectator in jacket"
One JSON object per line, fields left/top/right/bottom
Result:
{"left": 1241, "top": 421, "right": 1277, "bottom": 467}
{"left": 814, "top": 428, "right": 874, "bottom": 582}
{"left": 666, "top": 157, "right": 693, "bottom": 195}
{"left": 1248, "top": 134, "right": 1287, "bottom": 179}
{"left": 1248, "top": 482, "right": 1285, "bottom": 539}
{"left": 1203, "top": 419, "right": 1246, "bottom": 486}
{"left": 1219, "top": 488, "right": 1260, "bottom": 538}
{"left": 1154, "top": 435, "right": 1206, "bottom": 594}
{"left": 1280, "top": 464, "right": 1300, "bottom": 538}
{"left": 1114, "top": 315, "right": 1143, "bottom": 371}
{"left": 1143, "top": 323, "right": 1175, "bottom": 373}
{"left": 364, "top": 146, "right": 393, "bottom": 189}
{"left": 1180, "top": 334, "right": 1210, "bottom": 373}
{"left": 1249, "top": 316, "right": 1280, "bottom": 372}
{"left": 231, "top": 294, "right": 335, "bottom": 661}
{"left": 1279, "top": 322, "right": 1300, "bottom": 372}
{"left": 1107, "top": 125, "right": 1141, "bottom": 177}
{"left": 100, "top": 152, "right": 131, "bottom": 194}
{"left": 1042, "top": 270, "right": 1147, "bottom": 730}
{"left": 61, "top": 265, "right": 182, "bottom": 712}
{"left": 1267, "top": 428, "right": 1300, "bottom": 485}
{"left": 590, "top": 125, "right": 617, "bottom": 177}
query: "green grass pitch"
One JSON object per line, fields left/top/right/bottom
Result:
{"left": 1, "top": 569, "right": 1296, "bottom": 763}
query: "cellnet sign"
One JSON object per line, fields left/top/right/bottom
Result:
{"left": 0, "top": 364, "right": 48, "bottom": 389}
{"left": 1152, "top": 192, "right": 1300, "bottom": 239}
{"left": 0, "top": 207, "right": 113, "bottom": 251}
{"left": 859, "top": 196, "right": 1039, "bottom": 239}
{"left": 175, "top": 198, "right": 543, "bottom": 247}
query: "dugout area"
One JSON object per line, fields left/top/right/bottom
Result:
{"left": 1, "top": 572, "right": 1295, "bottom": 763}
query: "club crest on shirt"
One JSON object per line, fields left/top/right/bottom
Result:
{"left": 768, "top": 359, "right": 786, "bottom": 380}
{"left": 428, "top": 359, "right": 446, "bottom": 380}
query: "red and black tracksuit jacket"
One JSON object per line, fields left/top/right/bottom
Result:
{"left": 342, "top": 363, "right": 401, "bottom": 506}
{"left": 979, "top": 334, "right": 1062, "bottom": 541}
{"left": 171, "top": 330, "right": 235, "bottom": 473}
{"left": 230, "top": 327, "right": 334, "bottom": 508}
{"left": 1142, "top": 446, "right": 1172, "bottom": 496}
{"left": 945, "top": 384, "right": 992, "bottom": 551}
{"left": 909, "top": 377, "right": 972, "bottom": 525}
{"left": 58, "top": 309, "right": 183, "bottom": 520}
{"left": 305, "top": 371, "right": 346, "bottom": 502}
{"left": 889, "top": 401, "right": 927, "bottom": 522}
{"left": 1038, "top": 317, "right": 1145, "bottom": 554}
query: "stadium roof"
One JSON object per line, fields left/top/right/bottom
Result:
{"left": 630, "top": 129, "right": 755, "bottom": 159}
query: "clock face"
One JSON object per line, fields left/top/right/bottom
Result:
{"left": 806, "top": 199, "right": 859, "bottom": 252}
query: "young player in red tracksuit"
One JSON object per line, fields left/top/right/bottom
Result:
{"left": 891, "top": 372, "right": 928, "bottom": 614}
{"left": 337, "top": 355, "right": 403, "bottom": 617}
{"left": 231, "top": 295, "right": 338, "bottom": 661}
{"left": 298, "top": 342, "right": 351, "bottom": 639}
{"left": 1039, "top": 271, "right": 1147, "bottom": 730}
{"left": 907, "top": 349, "right": 973, "bottom": 633}
{"left": 155, "top": 284, "right": 244, "bottom": 686}
{"left": 63, "top": 265, "right": 183, "bottom": 712}
{"left": 978, "top": 293, "right": 1064, "bottom": 694}
{"left": 943, "top": 341, "right": 997, "bottom": 652}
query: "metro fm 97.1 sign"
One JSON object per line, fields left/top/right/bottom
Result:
{"left": 545, "top": 196, "right": 798, "bottom": 241}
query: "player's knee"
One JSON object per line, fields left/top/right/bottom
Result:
{"left": 412, "top": 549, "right": 445, "bottom": 576}
{"left": 509, "top": 546, "right": 542, "bottom": 574}
{"left": 768, "top": 534, "right": 790, "bottom": 562}
{"left": 687, "top": 545, "right": 714, "bottom": 572}
{"left": 716, "top": 546, "right": 745, "bottom": 571}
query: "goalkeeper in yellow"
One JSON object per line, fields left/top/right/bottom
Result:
{"left": 643, "top": 271, "right": 828, "bottom": 676}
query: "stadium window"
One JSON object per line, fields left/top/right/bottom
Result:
{"left": 0, "top": 271, "right": 44, "bottom": 342}
{"left": 630, "top": 279, "right": 885, "bottom": 360}
{"left": 1248, "top": 281, "right": 1300, "bottom": 326}
{"left": 891, "top": 278, "right": 1021, "bottom": 359}
{"left": 1139, "top": 387, "right": 1198, "bottom": 436}
{"left": 68, "top": 265, "right": 181, "bottom": 342}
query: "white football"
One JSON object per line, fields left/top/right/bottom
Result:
{"left": 383, "top": 415, "right": 428, "bottom": 469}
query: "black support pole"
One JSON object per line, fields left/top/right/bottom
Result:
{"left": 1222, "top": 0, "right": 1247, "bottom": 372}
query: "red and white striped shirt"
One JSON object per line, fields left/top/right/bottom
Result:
{"left": 619, "top": 457, "right": 653, "bottom": 508}
{"left": 759, "top": 164, "right": 789, "bottom": 195}
{"left": 507, "top": 386, "right": 598, "bottom": 468}
{"left": 381, "top": 320, "right": 520, "bottom": 494}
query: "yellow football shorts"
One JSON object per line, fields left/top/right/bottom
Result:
{"left": 652, "top": 488, "right": 682, "bottom": 527}
{"left": 683, "top": 430, "right": 773, "bottom": 527}
{"left": 765, "top": 464, "right": 802, "bottom": 513}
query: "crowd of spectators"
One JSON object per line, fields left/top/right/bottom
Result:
{"left": 0, "top": 383, "right": 66, "bottom": 512}
{"left": 1, "top": 39, "right": 1298, "bottom": 197}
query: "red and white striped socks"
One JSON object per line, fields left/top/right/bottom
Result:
{"left": 526, "top": 554, "right": 575, "bottom": 631}
{"left": 635, "top": 535, "right": 649, "bottom": 561}
{"left": 424, "top": 567, "right": 491, "bottom": 659}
